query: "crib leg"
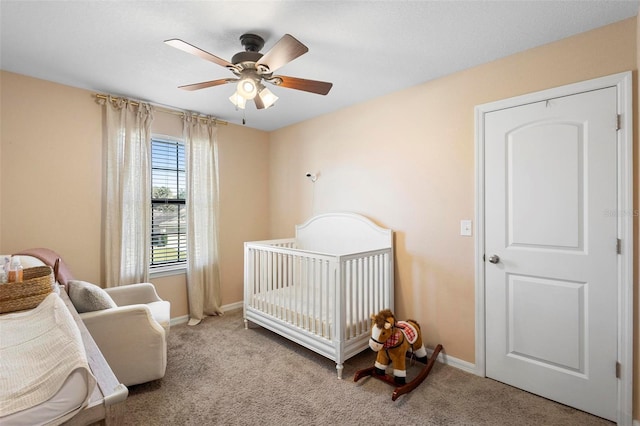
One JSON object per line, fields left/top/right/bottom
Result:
{"left": 244, "top": 319, "right": 248, "bottom": 330}
{"left": 336, "top": 363, "right": 344, "bottom": 379}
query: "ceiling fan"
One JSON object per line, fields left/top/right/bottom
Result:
{"left": 165, "top": 33, "right": 333, "bottom": 110}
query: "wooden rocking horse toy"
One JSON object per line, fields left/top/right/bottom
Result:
{"left": 354, "top": 309, "right": 443, "bottom": 401}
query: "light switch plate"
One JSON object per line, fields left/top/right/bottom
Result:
{"left": 460, "top": 220, "right": 472, "bottom": 236}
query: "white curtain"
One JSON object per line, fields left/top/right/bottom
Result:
{"left": 100, "top": 96, "right": 153, "bottom": 287}
{"left": 184, "top": 113, "right": 222, "bottom": 325}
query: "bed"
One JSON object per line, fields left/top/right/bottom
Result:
{"left": 0, "top": 255, "right": 127, "bottom": 425}
{"left": 243, "top": 212, "right": 394, "bottom": 378}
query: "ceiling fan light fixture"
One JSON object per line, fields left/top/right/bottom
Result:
{"left": 168, "top": 33, "right": 333, "bottom": 113}
{"left": 229, "top": 91, "right": 247, "bottom": 109}
{"left": 258, "top": 86, "right": 278, "bottom": 108}
{"left": 237, "top": 77, "right": 257, "bottom": 99}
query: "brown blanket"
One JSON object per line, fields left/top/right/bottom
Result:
{"left": 13, "top": 248, "right": 74, "bottom": 285}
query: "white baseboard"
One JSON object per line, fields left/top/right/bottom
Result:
{"left": 169, "top": 301, "right": 243, "bottom": 326}
{"left": 222, "top": 301, "right": 243, "bottom": 312}
{"left": 170, "top": 315, "right": 189, "bottom": 326}
{"left": 426, "top": 346, "right": 477, "bottom": 375}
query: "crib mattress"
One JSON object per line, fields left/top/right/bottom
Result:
{"left": 250, "top": 286, "right": 370, "bottom": 339}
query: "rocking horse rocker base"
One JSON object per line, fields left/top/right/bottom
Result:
{"left": 354, "top": 344, "right": 443, "bottom": 401}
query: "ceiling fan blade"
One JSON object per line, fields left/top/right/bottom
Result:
{"left": 272, "top": 76, "right": 333, "bottom": 95}
{"left": 254, "top": 96, "right": 266, "bottom": 110}
{"left": 178, "top": 78, "right": 235, "bottom": 91}
{"left": 165, "top": 39, "right": 234, "bottom": 69}
{"left": 256, "top": 34, "right": 308, "bottom": 73}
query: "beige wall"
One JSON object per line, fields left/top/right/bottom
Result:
{"left": 1, "top": 72, "right": 104, "bottom": 281}
{"left": 0, "top": 70, "right": 270, "bottom": 319}
{"left": 0, "top": 16, "right": 637, "bottom": 421}
{"left": 269, "top": 17, "right": 639, "bottom": 419}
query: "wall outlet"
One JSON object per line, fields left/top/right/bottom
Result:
{"left": 460, "top": 220, "right": 472, "bottom": 236}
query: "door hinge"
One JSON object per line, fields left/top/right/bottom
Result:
{"left": 616, "top": 362, "right": 621, "bottom": 378}
{"left": 616, "top": 114, "right": 621, "bottom": 131}
{"left": 616, "top": 238, "right": 622, "bottom": 254}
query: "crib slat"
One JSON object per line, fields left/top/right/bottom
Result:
{"left": 288, "top": 254, "right": 293, "bottom": 323}
{"left": 311, "top": 259, "right": 317, "bottom": 334}
{"left": 344, "top": 260, "right": 352, "bottom": 339}
{"left": 322, "top": 259, "right": 328, "bottom": 337}
{"left": 266, "top": 251, "right": 272, "bottom": 316}
{"left": 275, "top": 252, "right": 281, "bottom": 319}
{"left": 293, "top": 255, "right": 298, "bottom": 327}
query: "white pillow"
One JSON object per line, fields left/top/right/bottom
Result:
{"left": 67, "top": 280, "right": 117, "bottom": 313}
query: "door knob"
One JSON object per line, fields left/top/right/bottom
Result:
{"left": 488, "top": 254, "right": 500, "bottom": 264}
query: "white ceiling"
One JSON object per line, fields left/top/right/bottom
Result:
{"left": 1, "top": 1, "right": 638, "bottom": 131}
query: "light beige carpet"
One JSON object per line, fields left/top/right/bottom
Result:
{"left": 123, "top": 309, "right": 612, "bottom": 426}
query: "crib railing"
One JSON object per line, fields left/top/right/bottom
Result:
{"left": 339, "top": 249, "right": 393, "bottom": 339}
{"left": 244, "top": 239, "right": 393, "bottom": 345}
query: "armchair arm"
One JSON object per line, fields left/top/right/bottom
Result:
{"left": 79, "top": 305, "right": 167, "bottom": 386}
{"left": 104, "top": 283, "right": 162, "bottom": 306}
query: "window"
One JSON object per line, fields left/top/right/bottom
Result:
{"left": 150, "top": 136, "right": 186, "bottom": 269}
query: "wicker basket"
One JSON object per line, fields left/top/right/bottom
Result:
{"left": 0, "top": 266, "right": 55, "bottom": 314}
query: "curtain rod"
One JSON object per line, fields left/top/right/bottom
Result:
{"left": 94, "top": 93, "right": 228, "bottom": 126}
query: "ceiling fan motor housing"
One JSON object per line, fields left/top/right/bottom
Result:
{"left": 231, "top": 51, "right": 263, "bottom": 67}
{"left": 239, "top": 33, "right": 265, "bottom": 52}
{"left": 232, "top": 33, "right": 267, "bottom": 73}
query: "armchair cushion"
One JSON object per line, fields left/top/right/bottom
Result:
{"left": 67, "top": 280, "right": 117, "bottom": 313}
{"left": 145, "top": 301, "right": 171, "bottom": 332}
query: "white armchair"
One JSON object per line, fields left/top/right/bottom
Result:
{"left": 69, "top": 281, "right": 170, "bottom": 387}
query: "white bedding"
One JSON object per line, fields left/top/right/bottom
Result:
{"left": 0, "top": 293, "right": 96, "bottom": 425}
{"left": 252, "top": 286, "right": 366, "bottom": 339}
{"left": 253, "top": 288, "right": 333, "bottom": 338}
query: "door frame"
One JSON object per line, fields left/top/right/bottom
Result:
{"left": 474, "top": 72, "right": 634, "bottom": 425}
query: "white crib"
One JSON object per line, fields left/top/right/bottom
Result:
{"left": 243, "top": 212, "right": 394, "bottom": 378}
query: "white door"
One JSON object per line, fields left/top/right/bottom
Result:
{"left": 484, "top": 87, "right": 618, "bottom": 421}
